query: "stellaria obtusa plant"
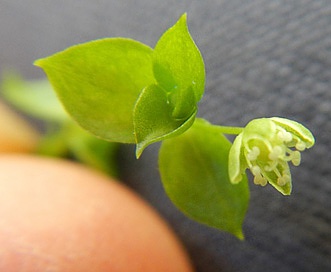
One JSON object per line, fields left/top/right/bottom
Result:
{"left": 34, "top": 14, "right": 315, "bottom": 239}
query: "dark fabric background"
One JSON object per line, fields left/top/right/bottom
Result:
{"left": 1, "top": 1, "right": 330, "bottom": 271}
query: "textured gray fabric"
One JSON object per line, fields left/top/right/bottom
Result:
{"left": 1, "top": 1, "right": 330, "bottom": 271}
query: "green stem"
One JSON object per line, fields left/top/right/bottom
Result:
{"left": 216, "top": 125, "right": 244, "bottom": 135}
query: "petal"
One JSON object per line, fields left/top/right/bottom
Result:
{"left": 243, "top": 118, "right": 276, "bottom": 142}
{"left": 229, "top": 133, "right": 245, "bottom": 184}
{"left": 270, "top": 117, "right": 315, "bottom": 148}
{"left": 261, "top": 161, "right": 292, "bottom": 195}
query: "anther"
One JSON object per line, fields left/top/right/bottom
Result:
{"left": 295, "top": 141, "right": 306, "bottom": 151}
{"left": 247, "top": 146, "right": 260, "bottom": 161}
{"left": 277, "top": 174, "right": 290, "bottom": 186}
{"left": 269, "top": 146, "right": 283, "bottom": 161}
{"left": 254, "top": 174, "right": 267, "bottom": 186}
{"left": 277, "top": 130, "right": 293, "bottom": 142}
{"left": 291, "top": 151, "right": 301, "bottom": 166}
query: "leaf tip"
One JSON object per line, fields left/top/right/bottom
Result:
{"left": 33, "top": 58, "right": 45, "bottom": 68}
{"left": 180, "top": 12, "right": 188, "bottom": 21}
{"left": 176, "top": 13, "right": 188, "bottom": 29}
{"left": 235, "top": 230, "right": 245, "bottom": 241}
{"left": 135, "top": 142, "right": 146, "bottom": 159}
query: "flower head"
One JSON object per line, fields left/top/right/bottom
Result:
{"left": 229, "top": 117, "right": 315, "bottom": 195}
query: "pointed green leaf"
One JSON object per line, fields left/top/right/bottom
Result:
{"left": 63, "top": 124, "right": 119, "bottom": 177}
{"left": 36, "top": 121, "right": 119, "bottom": 177}
{"left": 153, "top": 13, "right": 205, "bottom": 119}
{"left": 159, "top": 118, "right": 249, "bottom": 239}
{"left": 1, "top": 73, "right": 120, "bottom": 176}
{"left": 133, "top": 14, "right": 205, "bottom": 156}
{"left": 1, "top": 74, "right": 67, "bottom": 122}
{"left": 34, "top": 38, "right": 155, "bottom": 143}
{"left": 134, "top": 84, "right": 196, "bottom": 157}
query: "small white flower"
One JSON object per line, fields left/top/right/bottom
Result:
{"left": 228, "top": 117, "right": 315, "bottom": 195}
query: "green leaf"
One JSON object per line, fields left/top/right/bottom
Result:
{"left": 61, "top": 124, "right": 120, "bottom": 177}
{"left": 133, "top": 14, "right": 205, "bottom": 156}
{"left": 34, "top": 38, "right": 155, "bottom": 143}
{"left": 71, "top": 135, "right": 119, "bottom": 177}
{"left": 153, "top": 13, "right": 205, "bottom": 119}
{"left": 1, "top": 74, "right": 119, "bottom": 176}
{"left": 159, "top": 118, "right": 249, "bottom": 239}
{"left": 34, "top": 14, "right": 205, "bottom": 157}
{"left": 36, "top": 119, "right": 120, "bottom": 177}
{"left": 134, "top": 84, "right": 196, "bottom": 157}
{"left": 1, "top": 73, "right": 67, "bottom": 122}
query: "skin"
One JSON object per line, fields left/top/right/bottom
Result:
{"left": 0, "top": 101, "right": 39, "bottom": 153}
{"left": 0, "top": 154, "right": 194, "bottom": 272}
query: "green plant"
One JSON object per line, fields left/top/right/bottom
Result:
{"left": 1, "top": 75, "right": 119, "bottom": 176}
{"left": 34, "top": 13, "right": 314, "bottom": 239}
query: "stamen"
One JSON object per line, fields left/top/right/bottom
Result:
{"left": 250, "top": 165, "right": 268, "bottom": 186}
{"left": 284, "top": 147, "right": 301, "bottom": 165}
{"left": 291, "top": 151, "right": 301, "bottom": 166}
{"left": 269, "top": 146, "right": 283, "bottom": 161}
{"left": 272, "top": 165, "right": 282, "bottom": 178}
{"left": 277, "top": 174, "right": 290, "bottom": 186}
{"left": 251, "top": 165, "right": 261, "bottom": 176}
{"left": 253, "top": 174, "right": 267, "bottom": 186}
{"left": 295, "top": 141, "right": 306, "bottom": 151}
{"left": 264, "top": 160, "right": 278, "bottom": 172}
{"left": 247, "top": 146, "right": 260, "bottom": 161}
{"left": 277, "top": 130, "right": 293, "bottom": 142}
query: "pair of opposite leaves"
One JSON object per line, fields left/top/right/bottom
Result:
{"left": 35, "top": 14, "right": 249, "bottom": 239}
{"left": 35, "top": 14, "right": 204, "bottom": 158}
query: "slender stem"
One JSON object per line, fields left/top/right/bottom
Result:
{"left": 216, "top": 125, "right": 244, "bottom": 135}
